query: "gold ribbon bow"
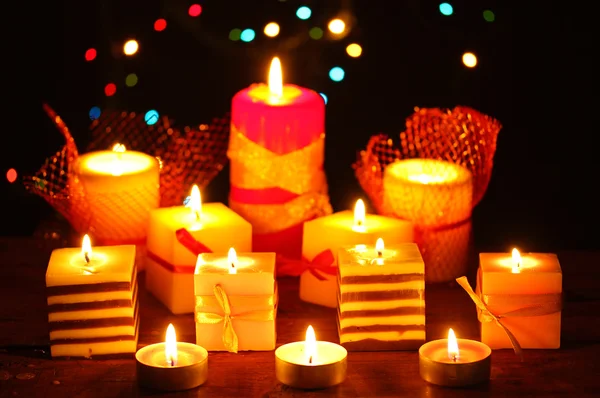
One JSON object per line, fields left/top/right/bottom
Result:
{"left": 195, "top": 284, "right": 276, "bottom": 353}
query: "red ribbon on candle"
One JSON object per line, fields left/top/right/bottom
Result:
{"left": 277, "top": 249, "right": 336, "bottom": 281}
{"left": 175, "top": 228, "right": 213, "bottom": 255}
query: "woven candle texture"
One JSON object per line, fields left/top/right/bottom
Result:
{"left": 24, "top": 105, "right": 230, "bottom": 245}
{"left": 354, "top": 106, "right": 501, "bottom": 282}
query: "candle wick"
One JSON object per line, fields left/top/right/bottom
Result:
{"left": 308, "top": 355, "right": 312, "bottom": 364}
{"left": 356, "top": 220, "right": 362, "bottom": 227}
{"left": 195, "top": 211, "right": 200, "bottom": 221}
{"left": 377, "top": 251, "right": 382, "bottom": 257}
{"left": 452, "top": 354, "right": 457, "bottom": 362}
{"left": 231, "top": 262, "right": 235, "bottom": 270}
{"left": 84, "top": 252, "right": 90, "bottom": 264}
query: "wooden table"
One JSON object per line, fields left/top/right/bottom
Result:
{"left": 1, "top": 237, "right": 599, "bottom": 397}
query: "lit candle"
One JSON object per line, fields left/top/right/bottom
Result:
{"left": 299, "top": 199, "right": 413, "bottom": 308}
{"left": 419, "top": 328, "right": 491, "bottom": 387}
{"left": 478, "top": 249, "right": 562, "bottom": 349}
{"left": 194, "top": 249, "right": 277, "bottom": 351}
{"left": 72, "top": 143, "right": 160, "bottom": 245}
{"left": 275, "top": 325, "right": 347, "bottom": 389}
{"left": 146, "top": 184, "right": 252, "bottom": 314}
{"left": 382, "top": 158, "right": 473, "bottom": 283}
{"left": 45, "top": 235, "right": 138, "bottom": 358}
{"left": 135, "top": 323, "right": 208, "bottom": 391}
{"left": 229, "top": 57, "right": 329, "bottom": 260}
{"left": 337, "top": 239, "right": 425, "bottom": 351}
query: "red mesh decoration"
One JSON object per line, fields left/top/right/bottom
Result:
{"left": 354, "top": 106, "right": 502, "bottom": 282}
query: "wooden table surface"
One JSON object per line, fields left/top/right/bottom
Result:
{"left": 1, "top": 237, "right": 599, "bottom": 397}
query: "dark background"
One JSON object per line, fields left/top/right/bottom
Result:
{"left": 2, "top": 1, "right": 597, "bottom": 251}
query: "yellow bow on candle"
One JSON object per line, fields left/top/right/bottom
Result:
{"left": 195, "top": 284, "right": 276, "bottom": 353}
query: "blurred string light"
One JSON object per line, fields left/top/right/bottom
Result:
{"left": 439, "top": 3, "right": 453, "bottom": 16}
{"left": 154, "top": 18, "right": 167, "bottom": 31}
{"left": 89, "top": 106, "right": 101, "bottom": 120}
{"left": 328, "top": 19, "right": 345, "bottom": 34}
{"left": 329, "top": 67, "right": 345, "bottom": 82}
{"left": 319, "top": 93, "right": 328, "bottom": 104}
{"left": 264, "top": 22, "right": 280, "bottom": 37}
{"left": 229, "top": 28, "right": 242, "bottom": 41}
{"left": 188, "top": 4, "right": 202, "bottom": 17}
{"left": 85, "top": 48, "right": 96, "bottom": 61}
{"left": 483, "top": 10, "right": 495, "bottom": 22}
{"left": 123, "top": 39, "right": 139, "bottom": 56}
{"left": 309, "top": 27, "right": 323, "bottom": 40}
{"left": 296, "top": 6, "right": 311, "bottom": 20}
{"left": 104, "top": 83, "right": 117, "bottom": 96}
{"left": 125, "top": 73, "right": 138, "bottom": 87}
{"left": 462, "top": 52, "right": 477, "bottom": 68}
{"left": 346, "top": 43, "right": 362, "bottom": 58}
{"left": 145, "top": 110, "right": 159, "bottom": 125}
{"left": 6, "top": 168, "right": 17, "bottom": 183}
{"left": 240, "top": 29, "right": 255, "bottom": 42}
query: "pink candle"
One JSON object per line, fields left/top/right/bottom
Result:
{"left": 229, "top": 58, "right": 330, "bottom": 260}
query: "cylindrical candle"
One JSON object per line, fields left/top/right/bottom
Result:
{"left": 383, "top": 159, "right": 473, "bottom": 283}
{"left": 229, "top": 57, "right": 330, "bottom": 260}
{"left": 72, "top": 146, "right": 160, "bottom": 245}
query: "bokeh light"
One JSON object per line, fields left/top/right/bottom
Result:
{"left": 6, "top": 168, "right": 17, "bottom": 183}
{"left": 240, "top": 29, "right": 256, "bottom": 42}
{"left": 188, "top": 4, "right": 202, "bottom": 17}
{"left": 85, "top": 48, "right": 96, "bottom": 61}
{"left": 154, "top": 18, "right": 167, "bottom": 31}
{"left": 229, "top": 29, "right": 242, "bottom": 41}
{"left": 123, "top": 40, "right": 138, "bottom": 56}
{"left": 296, "top": 6, "right": 311, "bottom": 20}
{"left": 483, "top": 10, "right": 495, "bottom": 22}
{"left": 328, "top": 19, "right": 345, "bottom": 34}
{"left": 104, "top": 83, "right": 117, "bottom": 96}
{"left": 309, "top": 27, "right": 323, "bottom": 40}
{"left": 439, "top": 3, "right": 453, "bottom": 16}
{"left": 320, "top": 93, "right": 328, "bottom": 104}
{"left": 145, "top": 110, "right": 159, "bottom": 125}
{"left": 462, "top": 52, "right": 477, "bottom": 68}
{"left": 89, "top": 106, "right": 101, "bottom": 120}
{"left": 264, "top": 22, "right": 280, "bottom": 37}
{"left": 329, "top": 67, "right": 345, "bottom": 82}
{"left": 125, "top": 73, "right": 138, "bottom": 87}
{"left": 346, "top": 43, "right": 362, "bottom": 58}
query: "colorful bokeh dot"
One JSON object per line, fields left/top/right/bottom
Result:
{"left": 104, "top": 83, "right": 117, "bottom": 96}
{"left": 296, "top": 6, "right": 311, "bottom": 20}
{"left": 462, "top": 52, "right": 477, "bottom": 68}
{"left": 125, "top": 73, "right": 138, "bottom": 87}
{"left": 309, "top": 27, "right": 323, "bottom": 40}
{"left": 346, "top": 43, "right": 362, "bottom": 58}
{"left": 320, "top": 93, "right": 328, "bottom": 104}
{"left": 483, "top": 10, "right": 495, "bottom": 22}
{"left": 229, "top": 29, "right": 242, "bottom": 41}
{"left": 264, "top": 22, "right": 280, "bottom": 37}
{"left": 123, "top": 40, "right": 139, "bottom": 56}
{"left": 188, "top": 4, "right": 202, "bottom": 17}
{"left": 240, "top": 29, "right": 256, "bottom": 42}
{"left": 154, "top": 18, "right": 167, "bottom": 31}
{"left": 6, "top": 168, "right": 17, "bottom": 183}
{"left": 145, "top": 110, "right": 159, "bottom": 125}
{"left": 439, "top": 3, "right": 453, "bottom": 16}
{"left": 85, "top": 48, "right": 97, "bottom": 61}
{"left": 89, "top": 106, "right": 101, "bottom": 120}
{"left": 329, "top": 67, "right": 345, "bottom": 82}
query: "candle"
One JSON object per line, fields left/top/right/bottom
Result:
{"left": 383, "top": 158, "right": 473, "bottom": 282}
{"left": 419, "top": 328, "right": 491, "bottom": 387}
{"left": 72, "top": 143, "right": 160, "bottom": 245}
{"left": 194, "top": 248, "right": 277, "bottom": 352}
{"left": 136, "top": 323, "right": 208, "bottom": 391}
{"left": 146, "top": 184, "right": 252, "bottom": 314}
{"left": 337, "top": 239, "right": 425, "bottom": 351}
{"left": 45, "top": 235, "right": 138, "bottom": 358}
{"left": 275, "top": 325, "right": 347, "bottom": 389}
{"left": 299, "top": 199, "right": 413, "bottom": 308}
{"left": 229, "top": 57, "right": 330, "bottom": 260}
{"left": 477, "top": 249, "right": 562, "bottom": 349}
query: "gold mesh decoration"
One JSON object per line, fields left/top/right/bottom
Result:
{"left": 24, "top": 105, "right": 230, "bottom": 245}
{"left": 354, "top": 106, "right": 502, "bottom": 283}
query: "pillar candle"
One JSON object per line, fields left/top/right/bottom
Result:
{"left": 478, "top": 249, "right": 562, "bottom": 349}
{"left": 300, "top": 199, "right": 413, "bottom": 308}
{"left": 228, "top": 57, "right": 330, "bottom": 260}
{"left": 146, "top": 185, "right": 252, "bottom": 314}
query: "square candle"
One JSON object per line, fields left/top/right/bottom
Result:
{"left": 46, "top": 238, "right": 138, "bottom": 358}
{"left": 301, "top": 199, "right": 413, "bottom": 308}
{"left": 478, "top": 251, "right": 562, "bottom": 349}
{"left": 337, "top": 239, "right": 425, "bottom": 351}
{"left": 146, "top": 190, "right": 252, "bottom": 314}
{"left": 194, "top": 250, "right": 277, "bottom": 351}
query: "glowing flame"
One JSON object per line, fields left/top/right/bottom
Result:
{"left": 305, "top": 325, "right": 317, "bottom": 365}
{"left": 447, "top": 328, "right": 459, "bottom": 361}
{"left": 165, "top": 323, "right": 178, "bottom": 366}
{"left": 228, "top": 247, "right": 238, "bottom": 274}
{"left": 268, "top": 57, "right": 283, "bottom": 98}
{"left": 354, "top": 199, "right": 365, "bottom": 228}
{"left": 512, "top": 248, "right": 521, "bottom": 273}
{"left": 82, "top": 234, "right": 92, "bottom": 263}
{"left": 190, "top": 185, "right": 202, "bottom": 220}
{"left": 375, "top": 238, "right": 384, "bottom": 256}
{"left": 112, "top": 143, "right": 126, "bottom": 153}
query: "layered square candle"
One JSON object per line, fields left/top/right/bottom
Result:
{"left": 300, "top": 199, "right": 413, "bottom": 308}
{"left": 337, "top": 239, "right": 425, "bottom": 351}
{"left": 194, "top": 248, "right": 277, "bottom": 352}
{"left": 46, "top": 235, "right": 138, "bottom": 358}
{"left": 146, "top": 185, "right": 252, "bottom": 314}
{"left": 477, "top": 249, "right": 562, "bottom": 349}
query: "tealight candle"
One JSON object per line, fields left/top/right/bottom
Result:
{"left": 419, "top": 328, "right": 491, "bottom": 387}
{"left": 136, "top": 323, "right": 208, "bottom": 391}
{"left": 275, "top": 325, "right": 347, "bottom": 389}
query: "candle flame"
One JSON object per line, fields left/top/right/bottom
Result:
{"left": 375, "top": 238, "right": 384, "bottom": 256}
{"left": 512, "top": 248, "right": 521, "bottom": 273}
{"left": 268, "top": 57, "right": 283, "bottom": 98}
{"left": 354, "top": 199, "right": 366, "bottom": 228}
{"left": 165, "top": 323, "right": 178, "bottom": 366}
{"left": 190, "top": 185, "right": 202, "bottom": 220}
{"left": 305, "top": 325, "right": 317, "bottom": 365}
{"left": 447, "top": 328, "right": 459, "bottom": 362}
{"left": 228, "top": 247, "right": 238, "bottom": 274}
{"left": 112, "top": 143, "right": 126, "bottom": 153}
{"left": 82, "top": 234, "right": 92, "bottom": 263}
